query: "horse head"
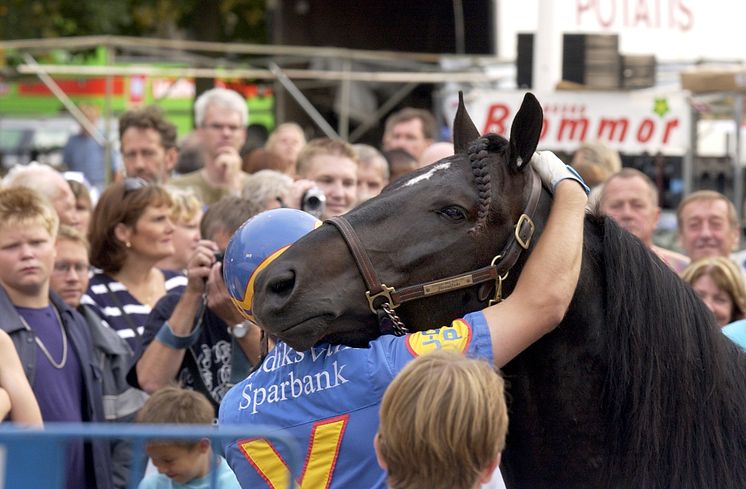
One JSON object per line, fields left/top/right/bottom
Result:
{"left": 253, "top": 93, "right": 548, "bottom": 351}
{"left": 252, "top": 93, "right": 746, "bottom": 489}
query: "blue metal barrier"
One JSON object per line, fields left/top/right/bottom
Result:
{"left": 0, "top": 423, "right": 301, "bottom": 489}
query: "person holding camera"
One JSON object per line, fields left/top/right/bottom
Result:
{"left": 131, "top": 197, "right": 263, "bottom": 415}
{"left": 295, "top": 138, "right": 359, "bottom": 220}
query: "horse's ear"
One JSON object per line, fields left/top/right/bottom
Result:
{"left": 508, "top": 92, "right": 543, "bottom": 171}
{"left": 453, "top": 91, "right": 481, "bottom": 154}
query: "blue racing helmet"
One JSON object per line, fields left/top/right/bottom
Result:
{"left": 223, "top": 208, "right": 322, "bottom": 321}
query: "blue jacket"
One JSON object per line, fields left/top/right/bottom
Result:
{"left": 0, "top": 286, "right": 114, "bottom": 489}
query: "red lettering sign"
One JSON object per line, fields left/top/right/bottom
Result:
{"left": 483, "top": 103, "right": 510, "bottom": 135}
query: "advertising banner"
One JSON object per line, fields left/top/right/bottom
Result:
{"left": 444, "top": 90, "right": 691, "bottom": 156}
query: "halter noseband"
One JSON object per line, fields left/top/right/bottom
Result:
{"left": 325, "top": 169, "right": 543, "bottom": 336}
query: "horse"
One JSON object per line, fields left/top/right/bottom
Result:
{"left": 251, "top": 93, "right": 746, "bottom": 489}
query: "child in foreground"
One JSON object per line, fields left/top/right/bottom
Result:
{"left": 136, "top": 387, "right": 240, "bottom": 489}
{"left": 375, "top": 350, "right": 509, "bottom": 489}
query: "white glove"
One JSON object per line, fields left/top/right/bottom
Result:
{"left": 530, "top": 151, "right": 590, "bottom": 194}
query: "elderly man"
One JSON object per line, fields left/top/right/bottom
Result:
{"left": 677, "top": 190, "right": 740, "bottom": 261}
{"left": 171, "top": 88, "right": 251, "bottom": 205}
{"left": 3, "top": 162, "right": 80, "bottom": 230}
{"left": 600, "top": 168, "right": 689, "bottom": 272}
{"left": 119, "top": 105, "right": 179, "bottom": 184}
{"left": 381, "top": 107, "right": 436, "bottom": 161}
{"left": 676, "top": 190, "right": 746, "bottom": 280}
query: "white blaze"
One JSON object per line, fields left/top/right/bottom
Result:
{"left": 403, "top": 162, "right": 451, "bottom": 187}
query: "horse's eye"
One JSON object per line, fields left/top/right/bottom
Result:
{"left": 438, "top": 206, "right": 467, "bottom": 222}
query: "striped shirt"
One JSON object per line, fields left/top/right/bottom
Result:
{"left": 82, "top": 270, "right": 186, "bottom": 350}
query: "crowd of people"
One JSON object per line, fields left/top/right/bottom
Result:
{"left": 0, "top": 85, "right": 743, "bottom": 489}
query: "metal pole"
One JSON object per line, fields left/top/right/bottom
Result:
{"left": 269, "top": 63, "right": 338, "bottom": 139}
{"left": 21, "top": 54, "right": 105, "bottom": 145}
{"left": 17, "top": 63, "right": 509, "bottom": 84}
{"left": 339, "top": 60, "right": 351, "bottom": 140}
{"left": 348, "top": 82, "right": 417, "bottom": 142}
{"left": 104, "top": 44, "right": 114, "bottom": 185}
{"left": 533, "top": 0, "right": 561, "bottom": 93}
{"left": 734, "top": 93, "right": 743, "bottom": 223}
{"left": 452, "top": 0, "right": 465, "bottom": 54}
{"left": 684, "top": 98, "right": 697, "bottom": 196}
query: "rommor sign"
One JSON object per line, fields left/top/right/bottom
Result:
{"left": 445, "top": 90, "right": 690, "bottom": 156}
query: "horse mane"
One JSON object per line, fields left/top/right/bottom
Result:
{"left": 599, "top": 216, "right": 746, "bottom": 489}
{"left": 467, "top": 134, "right": 508, "bottom": 233}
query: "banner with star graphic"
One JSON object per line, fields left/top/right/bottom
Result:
{"left": 444, "top": 90, "right": 690, "bottom": 156}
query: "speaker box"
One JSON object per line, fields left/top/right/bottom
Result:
{"left": 562, "top": 33, "right": 620, "bottom": 89}
{"left": 516, "top": 33, "right": 534, "bottom": 89}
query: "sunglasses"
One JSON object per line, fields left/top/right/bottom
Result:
{"left": 123, "top": 177, "right": 149, "bottom": 195}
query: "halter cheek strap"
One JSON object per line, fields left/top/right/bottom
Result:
{"left": 325, "top": 216, "right": 408, "bottom": 336}
{"left": 325, "top": 169, "right": 543, "bottom": 336}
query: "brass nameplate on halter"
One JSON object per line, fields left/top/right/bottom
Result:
{"left": 423, "top": 276, "right": 474, "bottom": 296}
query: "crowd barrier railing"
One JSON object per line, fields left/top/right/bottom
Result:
{"left": 0, "top": 422, "right": 301, "bottom": 489}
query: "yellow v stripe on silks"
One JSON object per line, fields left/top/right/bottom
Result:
{"left": 298, "top": 415, "right": 348, "bottom": 489}
{"left": 231, "top": 245, "right": 291, "bottom": 312}
{"left": 237, "top": 415, "right": 349, "bottom": 489}
{"left": 239, "top": 438, "right": 292, "bottom": 489}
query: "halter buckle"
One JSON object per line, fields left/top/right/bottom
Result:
{"left": 366, "top": 284, "right": 398, "bottom": 313}
{"left": 514, "top": 214, "right": 535, "bottom": 250}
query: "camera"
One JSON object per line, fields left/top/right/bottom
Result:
{"left": 301, "top": 187, "right": 326, "bottom": 219}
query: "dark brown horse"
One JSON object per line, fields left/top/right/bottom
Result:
{"left": 252, "top": 93, "right": 746, "bottom": 489}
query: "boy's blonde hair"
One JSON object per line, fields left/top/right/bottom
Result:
{"left": 136, "top": 387, "right": 214, "bottom": 449}
{"left": 56, "top": 225, "right": 90, "bottom": 253}
{"left": 378, "top": 351, "right": 508, "bottom": 489}
{"left": 295, "top": 138, "right": 358, "bottom": 177}
{"left": 0, "top": 187, "right": 59, "bottom": 238}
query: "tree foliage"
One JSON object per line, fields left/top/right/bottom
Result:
{"left": 0, "top": 0, "right": 267, "bottom": 43}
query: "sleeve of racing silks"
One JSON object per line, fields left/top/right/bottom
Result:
{"left": 367, "top": 311, "right": 495, "bottom": 391}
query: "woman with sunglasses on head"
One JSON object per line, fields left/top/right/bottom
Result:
{"left": 83, "top": 178, "right": 187, "bottom": 351}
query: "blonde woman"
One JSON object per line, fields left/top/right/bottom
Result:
{"left": 681, "top": 256, "right": 746, "bottom": 327}
{"left": 158, "top": 187, "right": 204, "bottom": 272}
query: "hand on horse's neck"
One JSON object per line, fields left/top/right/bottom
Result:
{"left": 114, "top": 260, "right": 165, "bottom": 308}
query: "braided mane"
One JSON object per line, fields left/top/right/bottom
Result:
{"left": 467, "top": 134, "right": 508, "bottom": 233}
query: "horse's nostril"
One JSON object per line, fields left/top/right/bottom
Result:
{"left": 269, "top": 270, "right": 296, "bottom": 298}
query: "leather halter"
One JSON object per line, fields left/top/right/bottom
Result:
{"left": 325, "top": 169, "right": 543, "bottom": 336}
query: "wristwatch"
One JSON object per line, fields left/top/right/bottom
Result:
{"left": 231, "top": 320, "right": 251, "bottom": 338}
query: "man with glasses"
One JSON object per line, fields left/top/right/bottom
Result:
{"left": 119, "top": 105, "right": 179, "bottom": 185}
{"left": 171, "top": 88, "right": 252, "bottom": 205}
{"left": 49, "top": 225, "right": 147, "bottom": 489}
